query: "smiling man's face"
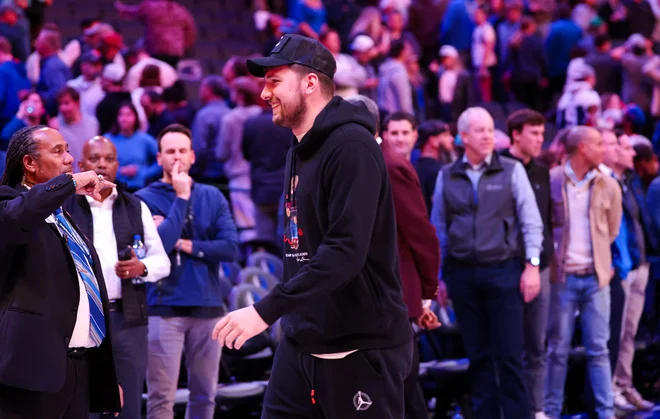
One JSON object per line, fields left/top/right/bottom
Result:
{"left": 262, "top": 66, "right": 308, "bottom": 129}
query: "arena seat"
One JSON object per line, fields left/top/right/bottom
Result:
{"left": 219, "top": 261, "right": 242, "bottom": 286}
{"left": 247, "top": 250, "right": 284, "bottom": 279}
{"left": 237, "top": 267, "right": 280, "bottom": 292}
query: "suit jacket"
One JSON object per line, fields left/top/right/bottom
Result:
{"left": 381, "top": 141, "right": 440, "bottom": 319}
{"left": 0, "top": 173, "right": 120, "bottom": 413}
{"left": 549, "top": 165, "right": 622, "bottom": 287}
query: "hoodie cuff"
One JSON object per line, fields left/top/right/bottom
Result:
{"left": 253, "top": 290, "right": 286, "bottom": 326}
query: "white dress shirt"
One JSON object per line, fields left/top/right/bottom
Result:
{"left": 85, "top": 189, "right": 171, "bottom": 301}
{"left": 25, "top": 181, "right": 94, "bottom": 348}
{"left": 44, "top": 211, "right": 95, "bottom": 348}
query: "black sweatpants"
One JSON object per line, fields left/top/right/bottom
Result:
{"left": 262, "top": 337, "right": 413, "bottom": 419}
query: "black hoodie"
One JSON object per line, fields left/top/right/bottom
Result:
{"left": 253, "top": 96, "right": 412, "bottom": 354}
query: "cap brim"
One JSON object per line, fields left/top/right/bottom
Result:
{"left": 246, "top": 56, "right": 294, "bottom": 78}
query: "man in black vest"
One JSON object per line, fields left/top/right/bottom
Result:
{"left": 502, "top": 109, "right": 554, "bottom": 419}
{"left": 64, "top": 136, "right": 171, "bottom": 419}
{"left": 0, "top": 126, "right": 122, "bottom": 417}
{"left": 430, "top": 107, "right": 544, "bottom": 419}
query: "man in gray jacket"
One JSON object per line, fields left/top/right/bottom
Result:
{"left": 431, "top": 106, "right": 544, "bottom": 419}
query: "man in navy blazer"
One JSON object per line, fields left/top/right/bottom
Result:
{"left": 0, "top": 126, "right": 122, "bottom": 418}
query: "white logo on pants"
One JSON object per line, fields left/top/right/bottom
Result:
{"left": 353, "top": 391, "right": 372, "bottom": 411}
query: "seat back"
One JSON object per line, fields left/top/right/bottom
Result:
{"left": 247, "top": 251, "right": 284, "bottom": 279}
{"left": 237, "top": 267, "right": 280, "bottom": 291}
{"left": 220, "top": 262, "right": 243, "bottom": 286}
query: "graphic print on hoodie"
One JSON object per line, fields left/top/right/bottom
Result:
{"left": 284, "top": 175, "right": 306, "bottom": 259}
{"left": 252, "top": 96, "right": 412, "bottom": 354}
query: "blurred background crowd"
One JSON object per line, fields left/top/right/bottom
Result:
{"left": 3, "top": 0, "right": 660, "bottom": 418}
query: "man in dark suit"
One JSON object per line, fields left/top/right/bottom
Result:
{"left": 0, "top": 125, "right": 122, "bottom": 418}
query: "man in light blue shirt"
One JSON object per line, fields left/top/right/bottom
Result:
{"left": 431, "top": 106, "right": 543, "bottom": 419}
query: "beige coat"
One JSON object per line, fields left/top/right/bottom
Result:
{"left": 549, "top": 165, "right": 622, "bottom": 288}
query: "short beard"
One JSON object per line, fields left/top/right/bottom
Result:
{"left": 277, "top": 91, "right": 307, "bottom": 130}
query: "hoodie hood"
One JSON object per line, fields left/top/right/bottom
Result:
{"left": 293, "top": 96, "right": 377, "bottom": 160}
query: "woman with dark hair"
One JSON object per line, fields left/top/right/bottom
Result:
{"left": 104, "top": 101, "right": 160, "bottom": 191}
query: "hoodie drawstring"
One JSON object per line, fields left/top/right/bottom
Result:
{"left": 298, "top": 352, "right": 317, "bottom": 407}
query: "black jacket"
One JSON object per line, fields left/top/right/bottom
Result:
{"left": 253, "top": 96, "right": 412, "bottom": 354}
{"left": 0, "top": 174, "right": 120, "bottom": 412}
{"left": 242, "top": 109, "right": 291, "bottom": 206}
{"left": 64, "top": 183, "right": 148, "bottom": 326}
{"left": 500, "top": 150, "right": 554, "bottom": 269}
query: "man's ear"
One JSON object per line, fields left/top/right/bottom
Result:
{"left": 304, "top": 72, "right": 320, "bottom": 95}
{"left": 23, "top": 154, "right": 37, "bottom": 175}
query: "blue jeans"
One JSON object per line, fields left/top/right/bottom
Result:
{"left": 545, "top": 274, "right": 614, "bottom": 419}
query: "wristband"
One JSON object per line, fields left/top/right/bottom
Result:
{"left": 65, "top": 173, "right": 76, "bottom": 189}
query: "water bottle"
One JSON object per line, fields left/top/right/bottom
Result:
{"left": 132, "top": 235, "right": 146, "bottom": 259}
{"left": 452, "top": 406, "right": 464, "bottom": 419}
{"left": 132, "top": 235, "right": 146, "bottom": 285}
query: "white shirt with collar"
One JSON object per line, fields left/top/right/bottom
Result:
{"left": 85, "top": 188, "right": 171, "bottom": 301}
{"left": 28, "top": 183, "right": 94, "bottom": 349}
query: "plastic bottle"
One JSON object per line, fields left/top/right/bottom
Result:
{"left": 132, "top": 235, "right": 146, "bottom": 259}
{"left": 132, "top": 235, "right": 146, "bottom": 285}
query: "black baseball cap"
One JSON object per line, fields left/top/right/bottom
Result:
{"left": 246, "top": 34, "right": 336, "bottom": 79}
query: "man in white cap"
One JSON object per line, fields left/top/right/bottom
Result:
{"left": 436, "top": 44, "right": 472, "bottom": 122}
{"left": 95, "top": 63, "right": 131, "bottom": 134}
{"left": 351, "top": 34, "right": 379, "bottom": 100}
{"left": 556, "top": 58, "right": 600, "bottom": 129}
{"left": 320, "top": 29, "right": 367, "bottom": 98}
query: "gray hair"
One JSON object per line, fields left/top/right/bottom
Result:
{"left": 344, "top": 95, "right": 380, "bottom": 134}
{"left": 457, "top": 107, "right": 491, "bottom": 134}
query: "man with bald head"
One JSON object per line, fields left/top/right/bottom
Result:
{"left": 545, "top": 126, "right": 622, "bottom": 419}
{"left": 63, "top": 136, "right": 171, "bottom": 419}
{"left": 431, "top": 107, "right": 544, "bottom": 419}
{"left": 0, "top": 126, "right": 121, "bottom": 417}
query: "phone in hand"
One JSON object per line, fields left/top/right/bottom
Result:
{"left": 118, "top": 246, "right": 132, "bottom": 261}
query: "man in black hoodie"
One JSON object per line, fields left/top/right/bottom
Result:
{"left": 212, "top": 34, "right": 414, "bottom": 418}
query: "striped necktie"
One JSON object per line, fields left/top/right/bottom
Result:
{"left": 53, "top": 208, "right": 106, "bottom": 346}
